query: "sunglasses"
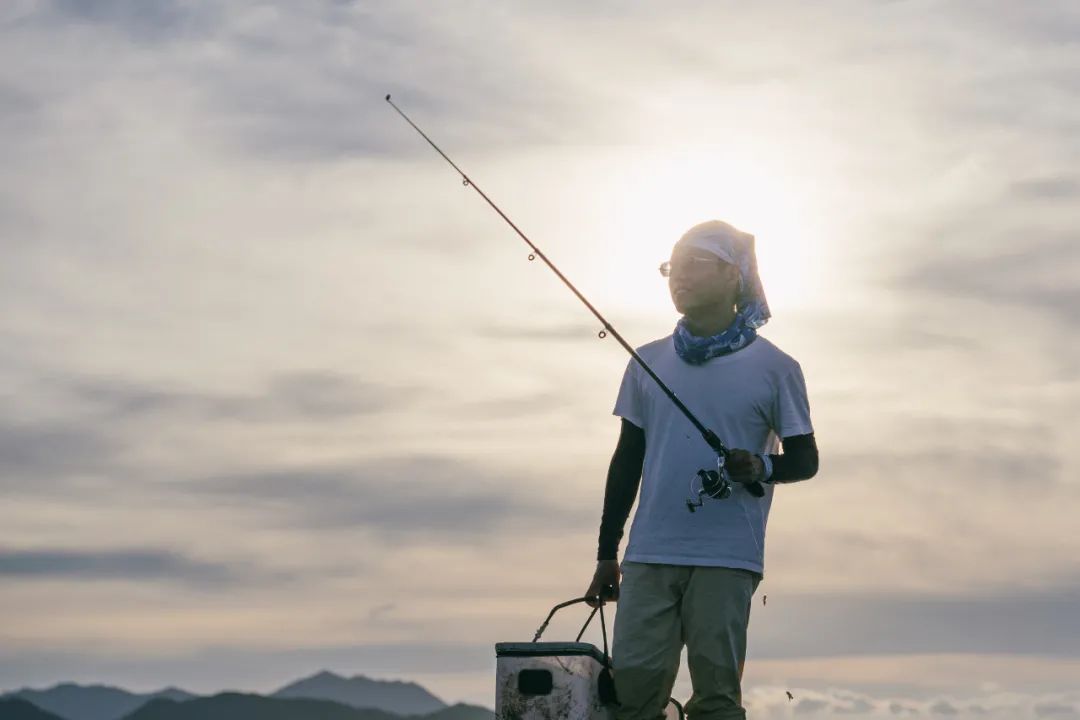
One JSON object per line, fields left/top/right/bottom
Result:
{"left": 658, "top": 256, "right": 725, "bottom": 278}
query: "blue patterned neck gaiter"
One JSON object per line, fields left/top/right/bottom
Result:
{"left": 673, "top": 309, "right": 758, "bottom": 365}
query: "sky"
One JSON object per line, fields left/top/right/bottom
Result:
{"left": 1, "top": 1, "right": 1078, "bottom": 718}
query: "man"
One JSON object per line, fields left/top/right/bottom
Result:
{"left": 585, "top": 220, "right": 819, "bottom": 720}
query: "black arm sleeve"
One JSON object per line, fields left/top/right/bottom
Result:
{"left": 596, "top": 419, "right": 646, "bottom": 561}
{"left": 768, "top": 433, "right": 819, "bottom": 483}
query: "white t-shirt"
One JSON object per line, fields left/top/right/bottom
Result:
{"left": 612, "top": 335, "right": 814, "bottom": 575}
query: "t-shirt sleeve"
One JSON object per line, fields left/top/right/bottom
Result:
{"left": 612, "top": 359, "right": 646, "bottom": 429}
{"left": 772, "top": 363, "right": 814, "bottom": 438}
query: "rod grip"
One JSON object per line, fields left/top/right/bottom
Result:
{"left": 702, "top": 430, "right": 728, "bottom": 455}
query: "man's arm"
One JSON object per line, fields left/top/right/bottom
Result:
{"left": 596, "top": 418, "right": 646, "bottom": 561}
{"left": 767, "top": 432, "right": 818, "bottom": 483}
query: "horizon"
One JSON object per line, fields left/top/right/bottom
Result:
{"left": 2, "top": 2, "right": 1078, "bottom": 719}
{"left": 5, "top": 668, "right": 436, "bottom": 693}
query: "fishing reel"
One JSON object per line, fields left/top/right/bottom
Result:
{"left": 686, "top": 451, "right": 768, "bottom": 511}
{"left": 686, "top": 454, "right": 732, "bottom": 512}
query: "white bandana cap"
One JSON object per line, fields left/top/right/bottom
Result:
{"left": 675, "top": 220, "right": 771, "bottom": 329}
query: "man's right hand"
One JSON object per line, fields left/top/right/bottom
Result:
{"left": 585, "top": 559, "right": 621, "bottom": 608}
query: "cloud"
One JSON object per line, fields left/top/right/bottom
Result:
{"left": 901, "top": 235, "right": 1080, "bottom": 329}
{"left": 0, "top": 549, "right": 252, "bottom": 588}
{"left": 6, "top": 1, "right": 606, "bottom": 163}
{"left": 741, "top": 686, "right": 1080, "bottom": 720}
{"left": 0, "top": 80, "right": 42, "bottom": 137}
{"left": 824, "top": 443, "right": 1062, "bottom": 492}
{"left": 475, "top": 322, "right": 601, "bottom": 342}
{"left": 836, "top": 697, "right": 875, "bottom": 714}
{"left": 962, "top": 1, "right": 1080, "bottom": 45}
{"left": 29, "top": 0, "right": 217, "bottom": 43}
{"left": 65, "top": 371, "right": 407, "bottom": 422}
{"left": 795, "top": 698, "right": 829, "bottom": 715}
{"left": 746, "top": 583, "right": 1080, "bottom": 660}
{"left": 191, "top": 456, "right": 593, "bottom": 542}
{"left": 1011, "top": 176, "right": 1080, "bottom": 201}
{"left": 458, "top": 392, "right": 569, "bottom": 420}
{"left": 0, "top": 371, "right": 415, "bottom": 502}
{"left": 930, "top": 700, "right": 959, "bottom": 715}
{"left": 367, "top": 603, "right": 396, "bottom": 622}
{"left": 0, "top": 419, "right": 114, "bottom": 487}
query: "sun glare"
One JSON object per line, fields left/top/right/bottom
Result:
{"left": 591, "top": 143, "right": 830, "bottom": 318}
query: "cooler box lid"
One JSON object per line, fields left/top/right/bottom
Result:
{"left": 495, "top": 642, "right": 607, "bottom": 665}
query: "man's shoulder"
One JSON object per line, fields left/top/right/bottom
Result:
{"left": 633, "top": 335, "right": 674, "bottom": 363}
{"left": 748, "top": 336, "right": 803, "bottom": 374}
{"left": 751, "top": 336, "right": 800, "bottom": 363}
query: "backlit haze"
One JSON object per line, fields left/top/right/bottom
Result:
{"left": 2, "top": 2, "right": 1078, "bottom": 719}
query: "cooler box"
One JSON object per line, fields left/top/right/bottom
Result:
{"left": 495, "top": 641, "right": 615, "bottom": 720}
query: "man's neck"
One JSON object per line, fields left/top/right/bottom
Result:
{"left": 683, "top": 305, "right": 737, "bottom": 337}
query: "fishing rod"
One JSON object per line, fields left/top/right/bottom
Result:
{"left": 385, "top": 94, "right": 765, "bottom": 503}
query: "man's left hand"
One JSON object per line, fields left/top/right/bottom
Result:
{"left": 726, "top": 449, "right": 764, "bottom": 485}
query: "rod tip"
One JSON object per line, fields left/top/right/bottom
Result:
{"left": 385, "top": 94, "right": 391, "bottom": 101}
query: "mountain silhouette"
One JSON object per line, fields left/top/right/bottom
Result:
{"left": 1, "top": 674, "right": 493, "bottom": 720}
{"left": 120, "top": 693, "right": 473, "bottom": 720}
{"left": 271, "top": 671, "right": 446, "bottom": 715}
{"left": 0, "top": 684, "right": 197, "bottom": 720}
{"left": 0, "top": 697, "right": 67, "bottom": 720}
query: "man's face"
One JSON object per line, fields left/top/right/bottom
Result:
{"left": 666, "top": 246, "right": 740, "bottom": 315}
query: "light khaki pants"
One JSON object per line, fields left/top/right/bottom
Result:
{"left": 610, "top": 562, "right": 760, "bottom": 720}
